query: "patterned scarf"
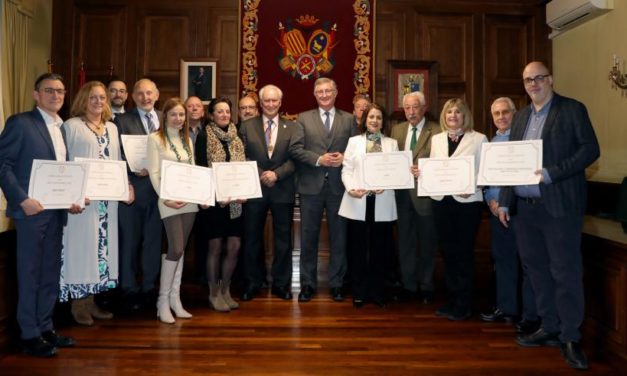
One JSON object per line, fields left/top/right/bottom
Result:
{"left": 366, "top": 131, "right": 382, "bottom": 153}
{"left": 205, "top": 122, "right": 246, "bottom": 218}
{"left": 447, "top": 128, "right": 465, "bottom": 143}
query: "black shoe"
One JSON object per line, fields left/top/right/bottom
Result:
{"left": 435, "top": 303, "right": 453, "bottom": 317}
{"left": 41, "top": 331, "right": 75, "bottom": 348}
{"left": 480, "top": 308, "right": 517, "bottom": 323}
{"left": 271, "top": 285, "right": 293, "bottom": 300}
{"left": 21, "top": 337, "right": 57, "bottom": 357}
{"left": 372, "top": 300, "right": 387, "bottom": 308}
{"left": 560, "top": 341, "right": 589, "bottom": 370}
{"left": 298, "top": 285, "right": 315, "bottom": 302}
{"left": 329, "top": 287, "right": 344, "bottom": 302}
{"left": 516, "top": 328, "right": 561, "bottom": 347}
{"left": 448, "top": 307, "right": 472, "bottom": 321}
{"left": 121, "top": 292, "right": 143, "bottom": 312}
{"left": 353, "top": 299, "right": 365, "bottom": 308}
{"left": 420, "top": 291, "right": 434, "bottom": 304}
{"left": 394, "top": 288, "right": 418, "bottom": 302}
{"left": 516, "top": 319, "right": 541, "bottom": 335}
{"left": 240, "top": 286, "right": 260, "bottom": 301}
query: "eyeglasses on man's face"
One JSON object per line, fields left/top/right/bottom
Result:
{"left": 314, "top": 89, "right": 335, "bottom": 96}
{"left": 41, "top": 88, "right": 67, "bottom": 95}
{"left": 523, "top": 74, "right": 550, "bottom": 85}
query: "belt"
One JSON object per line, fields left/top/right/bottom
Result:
{"left": 517, "top": 196, "right": 542, "bottom": 205}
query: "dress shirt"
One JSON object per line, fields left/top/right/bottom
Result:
{"left": 318, "top": 107, "right": 336, "bottom": 132}
{"left": 404, "top": 117, "right": 425, "bottom": 151}
{"left": 262, "top": 115, "right": 279, "bottom": 158}
{"left": 37, "top": 107, "right": 66, "bottom": 161}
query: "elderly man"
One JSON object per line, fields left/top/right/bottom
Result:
{"left": 114, "top": 78, "right": 163, "bottom": 311}
{"left": 480, "top": 98, "right": 537, "bottom": 333}
{"left": 390, "top": 91, "right": 440, "bottom": 304}
{"left": 239, "top": 84, "right": 297, "bottom": 301}
{"left": 499, "top": 61, "right": 600, "bottom": 370}
{"left": 238, "top": 95, "right": 259, "bottom": 124}
{"left": 108, "top": 79, "right": 128, "bottom": 119}
{"left": 0, "top": 73, "right": 80, "bottom": 357}
{"left": 184, "top": 96, "right": 205, "bottom": 144}
{"left": 289, "top": 77, "right": 356, "bottom": 302}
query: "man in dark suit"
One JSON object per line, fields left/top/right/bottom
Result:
{"left": 498, "top": 61, "right": 600, "bottom": 370}
{"left": 390, "top": 91, "right": 440, "bottom": 304}
{"left": 114, "top": 78, "right": 163, "bottom": 310}
{"left": 0, "top": 73, "right": 78, "bottom": 357}
{"left": 289, "top": 77, "right": 357, "bottom": 302}
{"left": 239, "top": 84, "right": 296, "bottom": 301}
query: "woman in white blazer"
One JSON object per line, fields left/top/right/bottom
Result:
{"left": 428, "top": 98, "right": 487, "bottom": 321}
{"left": 147, "top": 97, "right": 198, "bottom": 324}
{"left": 339, "top": 103, "right": 398, "bottom": 307}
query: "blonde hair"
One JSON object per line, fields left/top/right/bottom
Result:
{"left": 70, "top": 81, "right": 113, "bottom": 122}
{"left": 439, "top": 98, "right": 474, "bottom": 132}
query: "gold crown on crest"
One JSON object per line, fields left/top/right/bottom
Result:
{"left": 296, "top": 15, "right": 319, "bottom": 27}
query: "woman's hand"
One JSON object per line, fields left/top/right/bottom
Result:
{"left": 348, "top": 189, "right": 367, "bottom": 198}
{"left": 164, "top": 200, "right": 187, "bottom": 209}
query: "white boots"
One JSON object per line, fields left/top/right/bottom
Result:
{"left": 157, "top": 254, "right": 192, "bottom": 324}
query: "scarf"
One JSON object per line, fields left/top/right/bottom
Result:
{"left": 447, "top": 128, "right": 465, "bottom": 143}
{"left": 366, "top": 131, "right": 382, "bottom": 153}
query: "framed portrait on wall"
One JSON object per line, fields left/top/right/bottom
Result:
{"left": 180, "top": 58, "right": 218, "bottom": 104}
{"left": 387, "top": 60, "right": 439, "bottom": 120}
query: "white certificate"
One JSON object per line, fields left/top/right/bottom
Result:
{"left": 28, "top": 159, "right": 89, "bottom": 209}
{"left": 121, "top": 135, "right": 148, "bottom": 173}
{"left": 212, "top": 161, "right": 262, "bottom": 202}
{"left": 477, "top": 140, "right": 542, "bottom": 186}
{"left": 417, "top": 156, "right": 475, "bottom": 196}
{"left": 75, "top": 158, "right": 129, "bottom": 201}
{"left": 360, "top": 151, "right": 415, "bottom": 190}
{"left": 160, "top": 160, "right": 215, "bottom": 206}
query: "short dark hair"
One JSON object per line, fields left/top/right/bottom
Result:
{"left": 208, "top": 96, "right": 232, "bottom": 115}
{"left": 34, "top": 73, "right": 64, "bottom": 90}
{"left": 358, "top": 103, "right": 388, "bottom": 134}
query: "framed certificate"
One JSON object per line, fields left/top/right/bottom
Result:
{"left": 160, "top": 160, "right": 215, "bottom": 206}
{"left": 75, "top": 158, "right": 130, "bottom": 201}
{"left": 477, "top": 140, "right": 542, "bottom": 186}
{"left": 417, "top": 156, "right": 475, "bottom": 196}
{"left": 360, "top": 151, "right": 414, "bottom": 190}
{"left": 121, "top": 135, "right": 148, "bottom": 173}
{"left": 212, "top": 161, "right": 262, "bottom": 202}
{"left": 28, "top": 159, "right": 89, "bottom": 209}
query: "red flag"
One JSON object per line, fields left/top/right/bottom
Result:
{"left": 78, "top": 62, "right": 86, "bottom": 87}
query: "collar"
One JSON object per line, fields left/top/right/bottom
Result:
{"left": 36, "top": 107, "right": 63, "bottom": 127}
{"left": 496, "top": 128, "right": 511, "bottom": 136}
{"left": 262, "top": 115, "right": 279, "bottom": 127}
{"left": 318, "top": 107, "right": 336, "bottom": 118}
{"left": 408, "top": 117, "right": 426, "bottom": 130}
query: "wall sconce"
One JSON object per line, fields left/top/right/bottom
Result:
{"left": 609, "top": 54, "right": 627, "bottom": 95}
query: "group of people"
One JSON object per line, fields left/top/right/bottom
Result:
{"left": 0, "top": 61, "right": 599, "bottom": 370}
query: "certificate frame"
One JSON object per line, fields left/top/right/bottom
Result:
{"left": 477, "top": 140, "right": 543, "bottom": 186}
{"left": 417, "top": 156, "right": 475, "bottom": 197}
{"left": 360, "top": 151, "right": 415, "bottom": 190}
{"left": 159, "top": 160, "right": 215, "bottom": 206}
{"left": 180, "top": 57, "right": 218, "bottom": 105}
{"left": 387, "top": 60, "right": 439, "bottom": 120}
{"left": 28, "top": 160, "right": 89, "bottom": 209}
{"left": 75, "top": 158, "right": 130, "bottom": 201}
{"left": 212, "top": 161, "right": 262, "bottom": 202}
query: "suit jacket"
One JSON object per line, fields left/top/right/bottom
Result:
{"left": 114, "top": 108, "right": 163, "bottom": 205}
{"left": 289, "top": 108, "right": 357, "bottom": 195}
{"left": 338, "top": 134, "right": 398, "bottom": 221}
{"left": 0, "top": 109, "right": 67, "bottom": 220}
{"left": 390, "top": 119, "right": 441, "bottom": 215}
{"left": 499, "top": 93, "right": 600, "bottom": 217}
{"left": 430, "top": 130, "right": 488, "bottom": 203}
{"left": 239, "top": 116, "right": 296, "bottom": 203}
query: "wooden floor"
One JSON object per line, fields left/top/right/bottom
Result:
{"left": 0, "top": 253, "right": 620, "bottom": 375}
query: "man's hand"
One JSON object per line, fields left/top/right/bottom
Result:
{"left": 498, "top": 209, "right": 510, "bottom": 228}
{"left": 260, "top": 171, "right": 278, "bottom": 187}
{"left": 68, "top": 203, "right": 84, "bottom": 215}
{"left": 20, "top": 198, "right": 44, "bottom": 216}
{"left": 319, "top": 152, "right": 343, "bottom": 167}
{"left": 135, "top": 168, "right": 149, "bottom": 177}
{"left": 535, "top": 169, "right": 544, "bottom": 183}
{"left": 410, "top": 165, "right": 420, "bottom": 178}
{"left": 488, "top": 199, "right": 499, "bottom": 216}
{"left": 124, "top": 184, "right": 135, "bottom": 205}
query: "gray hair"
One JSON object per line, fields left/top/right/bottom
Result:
{"left": 402, "top": 91, "right": 426, "bottom": 106}
{"left": 491, "top": 97, "right": 516, "bottom": 113}
{"left": 259, "top": 84, "right": 283, "bottom": 100}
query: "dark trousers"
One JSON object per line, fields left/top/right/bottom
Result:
{"left": 347, "top": 195, "right": 391, "bottom": 303}
{"left": 243, "top": 199, "right": 294, "bottom": 288}
{"left": 433, "top": 197, "right": 482, "bottom": 312}
{"left": 490, "top": 215, "right": 537, "bottom": 320}
{"left": 513, "top": 199, "right": 584, "bottom": 342}
{"left": 299, "top": 182, "right": 347, "bottom": 289}
{"left": 118, "top": 197, "right": 162, "bottom": 294}
{"left": 14, "top": 210, "right": 64, "bottom": 339}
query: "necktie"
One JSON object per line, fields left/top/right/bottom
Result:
{"left": 145, "top": 112, "right": 156, "bottom": 133}
{"left": 265, "top": 119, "right": 273, "bottom": 145}
{"left": 410, "top": 126, "right": 417, "bottom": 151}
{"left": 324, "top": 111, "right": 331, "bottom": 134}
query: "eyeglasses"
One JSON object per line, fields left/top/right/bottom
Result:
{"left": 41, "top": 88, "right": 66, "bottom": 95}
{"left": 89, "top": 95, "right": 107, "bottom": 102}
{"left": 523, "top": 74, "right": 549, "bottom": 85}
{"left": 314, "top": 89, "right": 335, "bottom": 96}
{"left": 239, "top": 105, "right": 257, "bottom": 111}
{"left": 492, "top": 109, "right": 512, "bottom": 116}
{"left": 109, "top": 88, "right": 127, "bottom": 94}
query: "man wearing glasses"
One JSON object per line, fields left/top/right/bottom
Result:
{"left": 0, "top": 73, "right": 81, "bottom": 357}
{"left": 498, "top": 61, "right": 600, "bottom": 370}
{"left": 289, "top": 77, "right": 357, "bottom": 302}
{"left": 107, "top": 79, "right": 128, "bottom": 119}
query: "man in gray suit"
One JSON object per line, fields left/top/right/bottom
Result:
{"left": 289, "top": 77, "right": 357, "bottom": 302}
{"left": 239, "top": 84, "right": 297, "bottom": 301}
{"left": 390, "top": 91, "right": 441, "bottom": 304}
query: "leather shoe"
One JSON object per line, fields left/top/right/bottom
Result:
{"left": 435, "top": 303, "right": 454, "bottom": 317}
{"left": 420, "top": 291, "right": 434, "bottom": 304}
{"left": 480, "top": 308, "right": 517, "bottom": 323}
{"left": 516, "top": 319, "right": 541, "bottom": 335}
{"left": 329, "top": 287, "right": 344, "bottom": 302}
{"left": 394, "top": 288, "right": 418, "bottom": 302}
{"left": 42, "top": 330, "right": 75, "bottom": 348}
{"left": 516, "top": 328, "right": 561, "bottom": 347}
{"left": 21, "top": 337, "right": 57, "bottom": 357}
{"left": 271, "top": 285, "right": 293, "bottom": 300}
{"left": 560, "top": 341, "right": 588, "bottom": 370}
{"left": 240, "top": 286, "right": 260, "bottom": 301}
{"left": 448, "top": 307, "right": 472, "bottom": 321}
{"left": 298, "top": 285, "right": 315, "bottom": 302}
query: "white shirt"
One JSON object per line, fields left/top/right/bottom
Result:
{"left": 318, "top": 107, "right": 336, "bottom": 131}
{"left": 137, "top": 108, "right": 160, "bottom": 134}
{"left": 37, "top": 107, "right": 66, "bottom": 161}
{"left": 403, "top": 117, "right": 425, "bottom": 151}
{"left": 262, "top": 115, "right": 279, "bottom": 158}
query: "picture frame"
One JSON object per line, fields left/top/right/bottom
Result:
{"left": 387, "top": 60, "right": 439, "bottom": 120}
{"left": 180, "top": 58, "right": 218, "bottom": 105}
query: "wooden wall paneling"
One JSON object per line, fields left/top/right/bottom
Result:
{"left": 207, "top": 9, "right": 239, "bottom": 102}
{"left": 373, "top": 12, "right": 407, "bottom": 108}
